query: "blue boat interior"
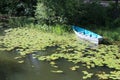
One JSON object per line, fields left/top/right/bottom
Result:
{"left": 72, "top": 26, "right": 102, "bottom": 38}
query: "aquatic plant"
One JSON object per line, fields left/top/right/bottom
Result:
{"left": 96, "top": 72, "right": 109, "bottom": 79}
{"left": 96, "top": 71, "right": 120, "bottom": 80}
{"left": 0, "top": 27, "right": 75, "bottom": 55}
{"left": 0, "top": 27, "right": 120, "bottom": 79}
{"left": 70, "top": 65, "right": 79, "bottom": 71}
{"left": 82, "top": 71, "right": 93, "bottom": 79}
{"left": 51, "top": 70, "right": 63, "bottom": 73}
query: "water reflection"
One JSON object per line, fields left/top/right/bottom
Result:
{"left": 0, "top": 50, "right": 113, "bottom": 80}
{"left": 0, "top": 51, "right": 23, "bottom": 80}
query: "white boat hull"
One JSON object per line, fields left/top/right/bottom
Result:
{"left": 74, "top": 31, "right": 100, "bottom": 44}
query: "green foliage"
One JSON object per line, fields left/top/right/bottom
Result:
{"left": 35, "top": 0, "right": 84, "bottom": 25}
{"left": 70, "top": 65, "right": 80, "bottom": 71}
{"left": 38, "top": 43, "right": 120, "bottom": 69}
{"left": 35, "top": 0, "right": 67, "bottom": 25}
{"left": 51, "top": 70, "right": 63, "bottom": 73}
{"left": 96, "top": 71, "right": 120, "bottom": 80}
{"left": 95, "top": 27, "right": 120, "bottom": 41}
{"left": 51, "top": 24, "right": 66, "bottom": 35}
{"left": 8, "top": 17, "right": 35, "bottom": 27}
{"left": 1, "top": 0, "right": 120, "bottom": 27}
{"left": 113, "top": 17, "right": 120, "bottom": 27}
{"left": 35, "top": 2, "right": 50, "bottom": 24}
{"left": 34, "top": 0, "right": 120, "bottom": 27}
{"left": 24, "top": 24, "right": 70, "bottom": 35}
{"left": 0, "top": 0, "right": 36, "bottom": 16}
{"left": 35, "top": 0, "right": 116, "bottom": 26}
{"left": 0, "top": 27, "right": 76, "bottom": 55}
{"left": 84, "top": 3, "right": 107, "bottom": 25}
{"left": 82, "top": 71, "right": 93, "bottom": 79}
{"left": 0, "top": 26, "right": 120, "bottom": 79}
{"left": 0, "top": 0, "right": 17, "bottom": 14}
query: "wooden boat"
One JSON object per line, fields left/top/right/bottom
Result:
{"left": 72, "top": 26, "right": 103, "bottom": 44}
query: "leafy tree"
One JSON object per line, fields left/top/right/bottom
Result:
{"left": 0, "top": 0, "right": 18, "bottom": 15}
{"left": 35, "top": 0, "right": 84, "bottom": 25}
{"left": 0, "top": 0, "right": 36, "bottom": 16}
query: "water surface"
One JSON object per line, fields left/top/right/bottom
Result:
{"left": 0, "top": 50, "right": 113, "bottom": 80}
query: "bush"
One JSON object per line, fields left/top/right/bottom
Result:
{"left": 113, "top": 17, "right": 120, "bottom": 27}
{"left": 0, "top": 0, "right": 36, "bottom": 16}
{"left": 35, "top": 2, "right": 57, "bottom": 25}
{"left": 35, "top": 0, "right": 67, "bottom": 25}
{"left": 76, "top": 2, "right": 107, "bottom": 26}
{"left": 8, "top": 16, "right": 35, "bottom": 27}
{"left": 35, "top": 0, "right": 108, "bottom": 26}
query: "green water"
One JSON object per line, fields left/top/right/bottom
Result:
{"left": 0, "top": 50, "right": 113, "bottom": 80}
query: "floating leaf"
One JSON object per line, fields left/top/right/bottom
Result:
{"left": 51, "top": 70, "right": 63, "bottom": 73}
{"left": 18, "top": 60, "right": 24, "bottom": 63}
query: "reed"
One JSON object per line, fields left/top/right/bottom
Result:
{"left": 24, "top": 24, "right": 68, "bottom": 35}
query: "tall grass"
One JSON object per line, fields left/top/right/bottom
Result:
{"left": 94, "top": 27, "right": 120, "bottom": 42}
{"left": 24, "top": 23, "right": 70, "bottom": 35}
{"left": 7, "top": 16, "right": 120, "bottom": 42}
{"left": 51, "top": 24, "right": 66, "bottom": 35}
{"left": 16, "top": 23, "right": 120, "bottom": 42}
{"left": 8, "top": 17, "right": 35, "bottom": 27}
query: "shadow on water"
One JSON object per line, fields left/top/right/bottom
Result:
{"left": 33, "top": 45, "right": 59, "bottom": 56}
{"left": 0, "top": 51, "right": 24, "bottom": 80}
{"left": 0, "top": 46, "right": 114, "bottom": 80}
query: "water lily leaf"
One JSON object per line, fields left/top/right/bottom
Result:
{"left": 51, "top": 70, "right": 63, "bottom": 73}
{"left": 18, "top": 60, "right": 24, "bottom": 63}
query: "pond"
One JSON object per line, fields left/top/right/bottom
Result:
{"left": 0, "top": 49, "right": 113, "bottom": 80}
{"left": 0, "top": 27, "right": 119, "bottom": 80}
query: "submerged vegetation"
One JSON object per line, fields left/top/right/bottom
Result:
{"left": 0, "top": 26, "right": 120, "bottom": 79}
